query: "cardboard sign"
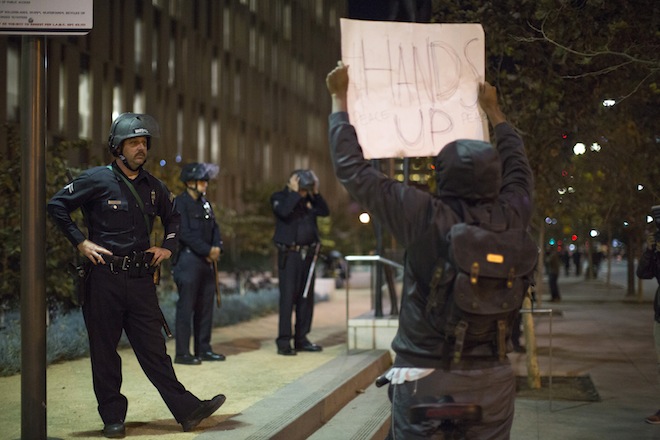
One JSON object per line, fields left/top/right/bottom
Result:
{"left": 341, "top": 19, "right": 487, "bottom": 159}
{"left": 0, "top": 0, "right": 93, "bottom": 35}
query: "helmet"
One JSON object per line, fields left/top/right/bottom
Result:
{"left": 107, "top": 113, "right": 160, "bottom": 157}
{"left": 294, "top": 169, "right": 316, "bottom": 191}
{"left": 180, "top": 162, "right": 220, "bottom": 182}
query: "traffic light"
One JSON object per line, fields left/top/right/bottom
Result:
{"left": 571, "top": 234, "right": 578, "bottom": 241}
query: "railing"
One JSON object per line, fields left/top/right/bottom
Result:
{"left": 344, "top": 255, "right": 404, "bottom": 324}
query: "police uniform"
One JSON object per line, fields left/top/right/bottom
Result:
{"left": 172, "top": 190, "right": 223, "bottom": 361}
{"left": 47, "top": 162, "right": 205, "bottom": 427}
{"left": 271, "top": 185, "right": 329, "bottom": 353}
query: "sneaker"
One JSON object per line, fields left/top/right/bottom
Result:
{"left": 645, "top": 410, "right": 660, "bottom": 424}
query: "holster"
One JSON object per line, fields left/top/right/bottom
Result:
{"left": 69, "top": 261, "right": 91, "bottom": 306}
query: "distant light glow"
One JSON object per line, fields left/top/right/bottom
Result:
{"left": 648, "top": 215, "right": 654, "bottom": 224}
{"left": 590, "top": 142, "right": 601, "bottom": 152}
{"left": 602, "top": 99, "right": 616, "bottom": 107}
{"left": 359, "top": 212, "right": 371, "bottom": 224}
{"left": 159, "top": 159, "right": 167, "bottom": 167}
{"left": 573, "top": 142, "right": 586, "bottom": 155}
{"left": 590, "top": 229, "right": 599, "bottom": 237}
{"left": 638, "top": 184, "right": 644, "bottom": 191}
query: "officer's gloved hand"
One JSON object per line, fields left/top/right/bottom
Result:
{"left": 288, "top": 174, "right": 300, "bottom": 192}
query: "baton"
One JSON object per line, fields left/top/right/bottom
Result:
{"left": 159, "top": 307, "right": 173, "bottom": 338}
{"left": 302, "top": 243, "right": 322, "bottom": 299}
{"left": 213, "top": 259, "right": 222, "bottom": 308}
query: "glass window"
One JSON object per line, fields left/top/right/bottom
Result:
{"left": 6, "top": 44, "right": 19, "bottom": 121}
{"left": 78, "top": 69, "right": 91, "bottom": 139}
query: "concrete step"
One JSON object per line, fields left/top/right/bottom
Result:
{"left": 202, "top": 349, "right": 392, "bottom": 440}
{"left": 307, "top": 382, "right": 391, "bottom": 440}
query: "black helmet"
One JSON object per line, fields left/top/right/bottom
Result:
{"left": 294, "top": 169, "right": 316, "bottom": 191}
{"left": 107, "top": 113, "right": 160, "bottom": 157}
{"left": 180, "top": 162, "right": 220, "bottom": 182}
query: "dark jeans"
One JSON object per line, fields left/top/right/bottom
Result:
{"left": 386, "top": 365, "right": 515, "bottom": 440}
{"left": 549, "top": 273, "right": 560, "bottom": 300}
{"left": 83, "top": 264, "right": 201, "bottom": 424}
{"left": 276, "top": 249, "right": 315, "bottom": 349}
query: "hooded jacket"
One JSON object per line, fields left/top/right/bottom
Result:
{"left": 328, "top": 112, "right": 533, "bottom": 369}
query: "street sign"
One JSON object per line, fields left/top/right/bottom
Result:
{"left": 0, "top": 0, "right": 92, "bottom": 35}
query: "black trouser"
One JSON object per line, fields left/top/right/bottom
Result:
{"left": 276, "top": 248, "right": 316, "bottom": 349}
{"left": 82, "top": 264, "right": 201, "bottom": 425}
{"left": 173, "top": 249, "right": 216, "bottom": 356}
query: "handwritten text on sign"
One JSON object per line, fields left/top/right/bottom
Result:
{"left": 341, "top": 19, "right": 487, "bottom": 159}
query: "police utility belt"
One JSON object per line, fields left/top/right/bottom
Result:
{"left": 275, "top": 243, "right": 318, "bottom": 253}
{"left": 103, "top": 251, "right": 156, "bottom": 277}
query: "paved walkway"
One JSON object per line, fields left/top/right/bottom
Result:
{"left": 1, "top": 261, "right": 659, "bottom": 439}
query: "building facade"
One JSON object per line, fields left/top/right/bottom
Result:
{"left": 0, "top": 0, "right": 348, "bottom": 213}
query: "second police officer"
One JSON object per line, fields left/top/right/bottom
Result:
{"left": 173, "top": 163, "right": 226, "bottom": 365}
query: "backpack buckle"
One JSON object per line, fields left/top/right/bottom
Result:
{"left": 507, "top": 267, "right": 515, "bottom": 288}
{"left": 470, "top": 262, "right": 479, "bottom": 285}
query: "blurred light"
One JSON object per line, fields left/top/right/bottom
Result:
{"left": 623, "top": 221, "right": 629, "bottom": 227}
{"left": 590, "top": 229, "right": 599, "bottom": 237}
{"left": 568, "top": 186, "right": 575, "bottom": 193}
{"left": 568, "top": 243, "right": 576, "bottom": 252}
{"left": 558, "top": 188, "right": 567, "bottom": 195}
{"left": 602, "top": 99, "right": 616, "bottom": 107}
{"left": 549, "top": 238, "right": 556, "bottom": 246}
{"left": 590, "top": 142, "right": 601, "bottom": 152}
{"left": 571, "top": 234, "right": 578, "bottom": 241}
{"left": 545, "top": 217, "right": 553, "bottom": 224}
{"left": 159, "top": 159, "right": 167, "bottom": 167}
{"left": 573, "top": 142, "right": 586, "bottom": 155}
{"left": 359, "top": 212, "right": 371, "bottom": 224}
{"left": 638, "top": 184, "right": 644, "bottom": 191}
{"left": 612, "top": 239, "right": 621, "bottom": 248}
{"left": 648, "top": 215, "right": 654, "bottom": 224}
{"left": 175, "top": 155, "right": 182, "bottom": 163}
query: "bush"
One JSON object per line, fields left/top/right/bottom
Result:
{"left": 0, "top": 285, "right": 283, "bottom": 377}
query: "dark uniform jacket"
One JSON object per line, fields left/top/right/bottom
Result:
{"left": 174, "top": 191, "right": 222, "bottom": 258}
{"left": 328, "top": 111, "right": 533, "bottom": 369}
{"left": 271, "top": 188, "right": 329, "bottom": 246}
{"left": 637, "top": 247, "right": 660, "bottom": 322}
{"left": 47, "top": 163, "right": 179, "bottom": 255}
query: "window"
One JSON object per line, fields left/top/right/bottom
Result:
{"left": 78, "top": 68, "right": 91, "bottom": 139}
{"left": 6, "top": 44, "right": 19, "bottom": 121}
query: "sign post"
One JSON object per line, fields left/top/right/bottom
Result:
{"left": 1, "top": 2, "right": 92, "bottom": 438}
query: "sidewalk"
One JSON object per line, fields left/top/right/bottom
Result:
{"left": 1, "top": 273, "right": 659, "bottom": 439}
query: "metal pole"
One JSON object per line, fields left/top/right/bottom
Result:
{"left": 20, "top": 35, "right": 47, "bottom": 440}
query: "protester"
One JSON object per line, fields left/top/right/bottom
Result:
{"left": 326, "top": 61, "right": 533, "bottom": 439}
{"left": 47, "top": 113, "right": 225, "bottom": 438}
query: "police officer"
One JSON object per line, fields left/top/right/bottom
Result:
{"left": 173, "top": 162, "right": 225, "bottom": 365}
{"left": 271, "top": 169, "right": 329, "bottom": 355}
{"left": 47, "top": 113, "right": 225, "bottom": 438}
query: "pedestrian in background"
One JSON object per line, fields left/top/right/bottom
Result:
{"left": 547, "top": 247, "right": 562, "bottom": 302}
{"left": 637, "top": 231, "right": 660, "bottom": 424}
{"left": 271, "top": 169, "right": 329, "bottom": 355}
{"left": 47, "top": 113, "right": 225, "bottom": 437}
{"left": 326, "top": 61, "right": 533, "bottom": 440}
{"left": 173, "top": 162, "right": 225, "bottom": 365}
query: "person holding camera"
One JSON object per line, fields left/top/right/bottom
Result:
{"left": 637, "top": 227, "right": 660, "bottom": 424}
{"left": 271, "top": 169, "right": 330, "bottom": 355}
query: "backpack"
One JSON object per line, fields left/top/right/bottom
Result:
{"left": 427, "top": 203, "right": 538, "bottom": 367}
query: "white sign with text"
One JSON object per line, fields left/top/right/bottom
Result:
{"left": 0, "top": 0, "right": 92, "bottom": 35}
{"left": 341, "top": 19, "right": 487, "bottom": 159}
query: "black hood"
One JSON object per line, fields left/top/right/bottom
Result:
{"left": 433, "top": 139, "right": 501, "bottom": 201}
